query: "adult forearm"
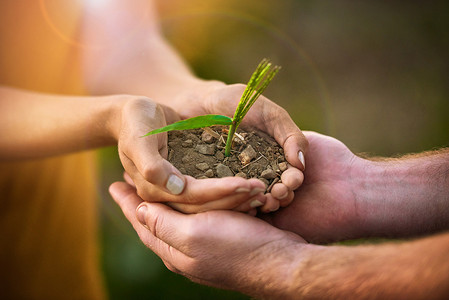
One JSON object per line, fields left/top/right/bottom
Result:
{"left": 0, "top": 86, "right": 123, "bottom": 160}
{"left": 284, "top": 233, "right": 449, "bottom": 300}
{"left": 355, "top": 150, "right": 449, "bottom": 238}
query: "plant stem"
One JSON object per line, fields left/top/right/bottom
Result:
{"left": 225, "top": 122, "right": 237, "bottom": 156}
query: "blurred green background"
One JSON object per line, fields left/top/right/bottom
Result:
{"left": 98, "top": 0, "right": 449, "bottom": 299}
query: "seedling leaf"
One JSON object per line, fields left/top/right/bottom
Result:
{"left": 142, "top": 114, "right": 232, "bottom": 137}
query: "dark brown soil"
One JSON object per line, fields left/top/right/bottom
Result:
{"left": 167, "top": 126, "right": 287, "bottom": 193}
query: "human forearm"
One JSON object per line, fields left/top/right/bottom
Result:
{"left": 355, "top": 151, "right": 449, "bottom": 238}
{"left": 289, "top": 232, "right": 449, "bottom": 300}
{"left": 0, "top": 86, "right": 124, "bottom": 160}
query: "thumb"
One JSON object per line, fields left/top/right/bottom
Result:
{"left": 124, "top": 134, "right": 186, "bottom": 195}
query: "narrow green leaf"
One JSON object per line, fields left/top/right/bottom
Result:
{"left": 141, "top": 114, "right": 232, "bottom": 137}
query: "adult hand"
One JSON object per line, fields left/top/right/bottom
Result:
{"left": 112, "top": 96, "right": 267, "bottom": 213}
{"left": 109, "top": 181, "right": 307, "bottom": 299}
{"left": 172, "top": 81, "right": 308, "bottom": 213}
{"left": 263, "top": 131, "right": 365, "bottom": 243}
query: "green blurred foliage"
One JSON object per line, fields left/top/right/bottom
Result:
{"left": 98, "top": 0, "right": 449, "bottom": 299}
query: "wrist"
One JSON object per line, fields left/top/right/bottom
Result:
{"left": 244, "top": 238, "right": 314, "bottom": 300}
{"left": 353, "top": 153, "right": 449, "bottom": 237}
{"left": 102, "top": 95, "right": 129, "bottom": 143}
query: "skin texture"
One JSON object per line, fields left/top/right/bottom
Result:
{"left": 110, "top": 132, "right": 449, "bottom": 299}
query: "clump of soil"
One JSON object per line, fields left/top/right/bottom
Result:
{"left": 167, "top": 126, "right": 288, "bottom": 193}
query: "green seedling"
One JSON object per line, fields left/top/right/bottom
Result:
{"left": 143, "top": 59, "right": 280, "bottom": 157}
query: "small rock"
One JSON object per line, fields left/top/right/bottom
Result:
{"left": 195, "top": 162, "right": 210, "bottom": 171}
{"left": 196, "top": 144, "right": 216, "bottom": 155}
{"left": 278, "top": 162, "right": 288, "bottom": 172}
{"left": 230, "top": 162, "right": 241, "bottom": 173}
{"left": 279, "top": 148, "right": 284, "bottom": 155}
{"left": 186, "top": 133, "right": 200, "bottom": 143}
{"left": 205, "top": 169, "right": 214, "bottom": 178}
{"left": 238, "top": 145, "right": 257, "bottom": 164}
{"left": 201, "top": 131, "right": 216, "bottom": 144}
{"left": 215, "top": 151, "right": 225, "bottom": 161}
{"left": 181, "top": 156, "right": 190, "bottom": 164}
{"left": 261, "top": 168, "right": 277, "bottom": 180}
{"left": 168, "top": 141, "right": 177, "bottom": 148}
{"left": 235, "top": 172, "right": 247, "bottom": 179}
{"left": 196, "top": 175, "right": 209, "bottom": 179}
{"left": 216, "top": 163, "right": 234, "bottom": 178}
{"left": 181, "top": 139, "right": 193, "bottom": 148}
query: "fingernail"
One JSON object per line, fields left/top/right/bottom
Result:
{"left": 136, "top": 204, "right": 149, "bottom": 229}
{"left": 250, "top": 188, "right": 265, "bottom": 197}
{"left": 166, "top": 174, "right": 184, "bottom": 195}
{"left": 250, "top": 199, "right": 264, "bottom": 208}
{"left": 235, "top": 187, "right": 251, "bottom": 193}
{"left": 298, "top": 151, "right": 305, "bottom": 169}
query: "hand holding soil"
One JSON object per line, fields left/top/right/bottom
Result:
{"left": 144, "top": 60, "right": 307, "bottom": 213}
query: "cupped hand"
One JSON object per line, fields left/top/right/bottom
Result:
{"left": 173, "top": 82, "right": 308, "bottom": 212}
{"left": 262, "top": 131, "right": 367, "bottom": 243}
{"left": 109, "top": 181, "right": 306, "bottom": 298}
{"left": 113, "top": 96, "right": 267, "bottom": 213}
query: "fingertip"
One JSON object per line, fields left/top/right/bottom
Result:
{"left": 136, "top": 203, "right": 149, "bottom": 229}
{"left": 260, "top": 194, "right": 280, "bottom": 213}
{"left": 271, "top": 183, "right": 288, "bottom": 200}
{"left": 166, "top": 173, "right": 185, "bottom": 195}
{"left": 279, "top": 190, "right": 295, "bottom": 207}
{"left": 248, "top": 178, "right": 267, "bottom": 191}
{"left": 281, "top": 167, "right": 304, "bottom": 191}
{"left": 109, "top": 181, "right": 133, "bottom": 201}
{"left": 123, "top": 172, "right": 136, "bottom": 187}
{"left": 283, "top": 133, "right": 308, "bottom": 171}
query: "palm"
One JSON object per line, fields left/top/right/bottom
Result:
{"left": 266, "top": 131, "right": 365, "bottom": 244}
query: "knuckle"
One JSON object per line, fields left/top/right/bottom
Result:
{"left": 142, "top": 160, "right": 163, "bottom": 183}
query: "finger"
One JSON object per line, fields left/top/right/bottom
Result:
{"left": 280, "top": 165, "right": 304, "bottom": 191}
{"left": 232, "top": 193, "right": 266, "bottom": 212}
{"left": 135, "top": 201, "right": 197, "bottom": 255}
{"left": 168, "top": 186, "right": 266, "bottom": 213}
{"left": 123, "top": 172, "right": 136, "bottom": 188}
{"left": 243, "top": 99, "right": 308, "bottom": 171}
{"left": 259, "top": 193, "right": 280, "bottom": 213}
{"left": 109, "top": 182, "right": 191, "bottom": 267}
{"left": 270, "top": 182, "right": 289, "bottom": 201}
{"left": 130, "top": 169, "right": 266, "bottom": 206}
{"left": 109, "top": 181, "right": 145, "bottom": 229}
{"left": 123, "top": 147, "right": 186, "bottom": 195}
{"left": 278, "top": 190, "right": 295, "bottom": 207}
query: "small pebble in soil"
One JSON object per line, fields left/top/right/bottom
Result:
{"left": 195, "top": 162, "right": 210, "bottom": 171}
{"left": 235, "top": 172, "right": 247, "bottom": 179}
{"left": 196, "top": 144, "right": 216, "bottom": 155}
{"left": 216, "top": 163, "right": 234, "bottom": 178}
{"left": 182, "top": 139, "right": 193, "bottom": 148}
{"left": 261, "top": 168, "right": 277, "bottom": 180}
{"left": 214, "top": 151, "right": 225, "bottom": 161}
{"left": 239, "top": 144, "right": 257, "bottom": 164}
{"left": 201, "top": 131, "right": 216, "bottom": 144}
{"left": 204, "top": 169, "right": 214, "bottom": 178}
{"left": 279, "top": 162, "right": 288, "bottom": 172}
